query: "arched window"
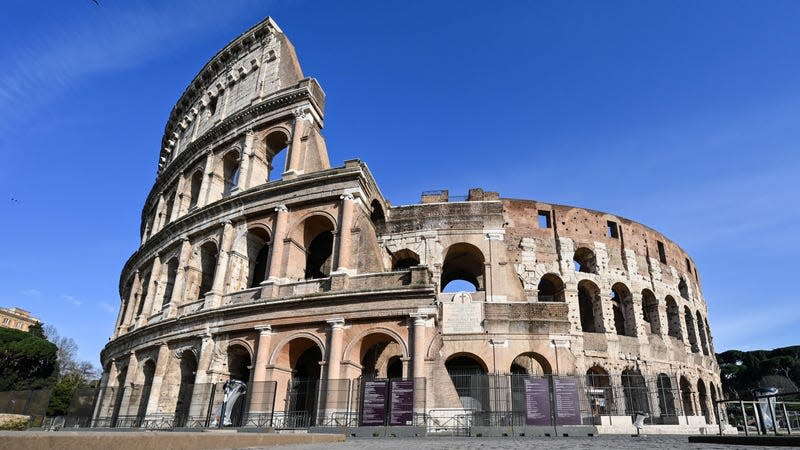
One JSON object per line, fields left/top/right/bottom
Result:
{"left": 265, "top": 130, "right": 289, "bottom": 182}
{"left": 678, "top": 277, "right": 689, "bottom": 300}
{"left": 586, "top": 366, "right": 613, "bottom": 415}
{"left": 135, "top": 269, "right": 152, "bottom": 318}
{"left": 188, "top": 170, "right": 203, "bottom": 210}
{"left": 578, "top": 280, "right": 604, "bottom": 333}
{"left": 656, "top": 373, "right": 677, "bottom": 417}
{"left": 537, "top": 273, "right": 565, "bottom": 302}
{"left": 696, "top": 311, "right": 709, "bottom": 355}
{"left": 160, "top": 258, "right": 179, "bottom": 309}
{"left": 573, "top": 247, "right": 598, "bottom": 274}
{"left": 622, "top": 369, "right": 650, "bottom": 416}
{"left": 174, "top": 350, "right": 198, "bottom": 427}
{"left": 641, "top": 289, "right": 661, "bottom": 334}
{"left": 697, "top": 379, "right": 710, "bottom": 424}
{"left": 445, "top": 354, "right": 489, "bottom": 412}
{"left": 611, "top": 283, "right": 636, "bottom": 337}
{"left": 164, "top": 191, "right": 176, "bottom": 225}
{"left": 222, "top": 151, "right": 240, "bottom": 197}
{"left": 247, "top": 228, "right": 271, "bottom": 288}
{"left": 135, "top": 360, "right": 156, "bottom": 425}
{"left": 370, "top": 200, "right": 385, "bottom": 230}
{"left": 665, "top": 296, "right": 682, "bottom": 340}
{"left": 303, "top": 216, "right": 334, "bottom": 279}
{"left": 441, "top": 243, "right": 485, "bottom": 292}
{"left": 198, "top": 241, "right": 218, "bottom": 298}
{"left": 679, "top": 376, "right": 694, "bottom": 416}
{"left": 684, "top": 306, "right": 699, "bottom": 353}
{"left": 392, "top": 249, "right": 420, "bottom": 271}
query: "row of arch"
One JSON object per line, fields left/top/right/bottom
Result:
{"left": 144, "top": 129, "right": 291, "bottom": 243}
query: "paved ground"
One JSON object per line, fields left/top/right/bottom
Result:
{"left": 246, "top": 435, "right": 784, "bottom": 450}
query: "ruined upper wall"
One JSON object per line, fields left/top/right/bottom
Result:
{"left": 156, "top": 17, "right": 308, "bottom": 174}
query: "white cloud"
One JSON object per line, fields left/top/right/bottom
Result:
{"left": 60, "top": 295, "right": 82, "bottom": 307}
{"left": 20, "top": 288, "right": 42, "bottom": 298}
{"left": 97, "top": 302, "right": 116, "bottom": 315}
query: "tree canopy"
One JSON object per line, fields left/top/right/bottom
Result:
{"left": 717, "top": 345, "right": 800, "bottom": 399}
{"left": 0, "top": 327, "right": 58, "bottom": 391}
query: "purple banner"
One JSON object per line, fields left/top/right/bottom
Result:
{"left": 553, "top": 377, "right": 581, "bottom": 425}
{"left": 361, "top": 380, "right": 387, "bottom": 426}
{"left": 523, "top": 377, "right": 551, "bottom": 426}
{"left": 389, "top": 380, "right": 414, "bottom": 426}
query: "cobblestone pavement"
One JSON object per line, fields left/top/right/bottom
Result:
{"left": 246, "top": 435, "right": 782, "bottom": 450}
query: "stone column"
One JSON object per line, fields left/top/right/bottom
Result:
{"left": 285, "top": 109, "right": 309, "bottom": 177}
{"left": 266, "top": 205, "right": 289, "bottom": 282}
{"left": 137, "top": 258, "right": 162, "bottom": 327}
{"left": 193, "top": 333, "right": 215, "bottom": 385}
{"left": 112, "top": 298, "right": 127, "bottom": 339}
{"left": 170, "top": 176, "right": 186, "bottom": 223}
{"left": 334, "top": 193, "right": 355, "bottom": 274}
{"left": 91, "top": 367, "right": 111, "bottom": 426}
{"left": 237, "top": 129, "right": 255, "bottom": 191}
{"left": 145, "top": 343, "right": 170, "bottom": 415}
{"left": 250, "top": 325, "right": 273, "bottom": 414}
{"left": 410, "top": 313, "right": 429, "bottom": 413}
{"left": 198, "top": 155, "right": 215, "bottom": 208}
{"left": 121, "top": 270, "right": 140, "bottom": 332}
{"left": 153, "top": 195, "right": 166, "bottom": 234}
{"left": 323, "top": 318, "right": 345, "bottom": 420}
{"left": 166, "top": 238, "right": 192, "bottom": 318}
{"left": 118, "top": 352, "right": 140, "bottom": 417}
{"left": 205, "top": 221, "right": 235, "bottom": 309}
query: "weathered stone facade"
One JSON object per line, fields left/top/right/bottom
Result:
{"left": 100, "top": 17, "right": 722, "bottom": 431}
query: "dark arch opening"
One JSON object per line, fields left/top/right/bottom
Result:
{"left": 680, "top": 376, "right": 694, "bottom": 416}
{"left": 161, "top": 258, "right": 179, "bottom": 309}
{"left": 370, "top": 200, "right": 385, "bottom": 230}
{"left": 621, "top": 369, "right": 650, "bottom": 416}
{"left": 698, "top": 379, "right": 710, "bottom": 424}
{"left": 446, "top": 354, "right": 489, "bottom": 412}
{"left": 392, "top": 248, "right": 420, "bottom": 271}
{"left": 578, "top": 280, "right": 603, "bottom": 333}
{"left": 386, "top": 356, "right": 403, "bottom": 379}
{"left": 656, "top": 373, "right": 677, "bottom": 418}
{"left": 198, "top": 241, "right": 218, "bottom": 298}
{"left": 685, "top": 306, "right": 699, "bottom": 353}
{"left": 303, "top": 216, "right": 334, "bottom": 280}
{"left": 696, "top": 311, "right": 709, "bottom": 355}
{"left": 288, "top": 345, "right": 322, "bottom": 427}
{"left": 174, "top": 351, "right": 198, "bottom": 427}
{"left": 188, "top": 170, "right": 203, "bottom": 210}
{"left": 537, "top": 274, "right": 565, "bottom": 302}
{"left": 587, "top": 366, "right": 613, "bottom": 415}
{"left": 642, "top": 289, "right": 661, "bottom": 334}
{"left": 573, "top": 247, "right": 598, "bottom": 274}
{"left": 611, "top": 282, "right": 636, "bottom": 337}
{"left": 110, "top": 366, "right": 127, "bottom": 428}
{"left": 441, "top": 243, "right": 485, "bottom": 292}
{"left": 247, "top": 228, "right": 271, "bottom": 288}
{"left": 135, "top": 360, "right": 156, "bottom": 426}
{"left": 666, "top": 296, "right": 682, "bottom": 340}
{"left": 222, "top": 151, "right": 240, "bottom": 197}
{"left": 678, "top": 277, "right": 689, "bottom": 300}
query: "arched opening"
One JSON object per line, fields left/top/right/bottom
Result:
{"left": 509, "top": 352, "right": 552, "bottom": 375}
{"left": 303, "top": 216, "right": 334, "bottom": 279}
{"left": 621, "top": 369, "right": 650, "bottom": 416}
{"left": 441, "top": 243, "right": 485, "bottom": 292}
{"left": 685, "top": 306, "right": 699, "bottom": 353}
{"left": 386, "top": 356, "right": 403, "bottom": 379}
{"left": 445, "top": 354, "right": 489, "bottom": 412}
{"left": 135, "top": 360, "right": 156, "bottom": 426}
{"left": 164, "top": 191, "right": 176, "bottom": 226}
{"left": 697, "top": 379, "right": 710, "bottom": 424}
{"left": 265, "top": 130, "right": 289, "bottom": 181}
{"left": 537, "top": 274, "right": 565, "bottom": 302}
{"left": 110, "top": 366, "right": 127, "bottom": 428}
{"left": 174, "top": 350, "right": 198, "bottom": 427}
{"left": 135, "top": 269, "right": 152, "bottom": 318}
{"left": 573, "top": 247, "right": 598, "bottom": 274}
{"left": 656, "top": 373, "right": 677, "bottom": 418}
{"left": 226, "top": 344, "right": 252, "bottom": 427}
{"left": 392, "top": 248, "right": 420, "bottom": 271}
{"left": 678, "top": 277, "right": 689, "bottom": 300}
{"left": 578, "top": 280, "right": 604, "bottom": 333}
{"left": 696, "top": 311, "right": 709, "bottom": 355}
{"left": 709, "top": 381, "right": 719, "bottom": 424}
{"left": 222, "top": 151, "right": 240, "bottom": 197}
{"left": 188, "top": 170, "right": 203, "bottom": 210}
{"left": 370, "top": 200, "right": 385, "bottom": 230}
{"left": 247, "top": 228, "right": 271, "bottom": 288}
{"left": 586, "top": 366, "right": 613, "bottom": 416}
{"left": 197, "top": 241, "right": 218, "bottom": 299}
{"left": 286, "top": 340, "right": 323, "bottom": 427}
{"left": 611, "top": 283, "right": 636, "bottom": 337}
{"left": 705, "top": 318, "right": 714, "bottom": 353}
{"left": 665, "top": 296, "right": 682, "bottom": 340}
{"left": 160, "top": 258, "right": 179, "bottom": 309}
{"left": 354, "top": 332, "right": 405, "bottom": 380}
{"left": 680, "top": 376, "right": 694, "bottom": 416}
{"left": 641, "top": 289, "right": 661, "bottom": 334}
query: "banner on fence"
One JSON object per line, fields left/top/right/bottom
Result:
{"left": 360, "top": 380, "right": 388, "bottom": 426}
{"left": 389, "top": 380, "right": 414, "bottom": 426}
{"left": 553, "top": 377, "right": 581, "bottom": 425}
{"left": 523, "top": 377, "right": 551, "bottom": 425}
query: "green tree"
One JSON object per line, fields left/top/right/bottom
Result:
{"left": 0, "top": 327, "right": 58, "bottom": 391}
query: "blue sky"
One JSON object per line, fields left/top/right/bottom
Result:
{"left": 1, "top": 1, "right": 799, "bottom": 365}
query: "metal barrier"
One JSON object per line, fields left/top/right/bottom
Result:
{"left": 0, "top": 389, "right": 52, "bottom": 427}
{"left": 716, "top": 391, "right": 799, "bottom": 436}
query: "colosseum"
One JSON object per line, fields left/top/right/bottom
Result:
{"left": 94, "top": 17, "right": 723, "bottom": 435}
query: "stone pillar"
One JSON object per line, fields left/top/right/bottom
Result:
{"left": 237, "top": 129, "right": 255, "bottom": 191}
{"left": 250, "top": 325, "right": 273, "bottom": 414}
{"left": 198, "top": 155, "right": 215, "bottom": 208}
{"left": 410, "top": 313, "right": 429, "bottom": 413}
{"left": 145, "top": 343, "right": 170, "bottom": 415}
{"left": 137, "top": 258, "right": 162, "bottom": 327}
{"left": 285, "top": 109, "right": 309, "bottom": 177}
{"left": 112, "top": 298, "right": 127, "bottom": 339}
{"left": 205, "top": 221, "right": 235, "bottom": 309}
{"left": 334, "top": 193, "right": 355, "bottom": 274}
{"left": 170, "top": 176, "right": 186, "bottom": 223}
{"left": 118, "top": 352, "right": 140, "bottom": 417}
{"left": 166, "top": 238, "right": 192, "bottom": 318}
{"left": 121, "top": 270, "right": 140, "bottom": 332}
{"left": 153, "top": 195, "right": 166, "bottom": 234}
{"left": 266, "top": 205, "right": 289, "bottom": 282}
{"left": 193, "top": 333, "right": 215, "bottom": 385}
{"left": 325, "top": 318, "right": 345, "bottom": 381}
{"left": 91, "top": 368, "right": 111, "bottom": 426}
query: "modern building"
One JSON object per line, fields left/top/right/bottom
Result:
{"left": 97, "top": 17, "right": 723, "bottom": 434}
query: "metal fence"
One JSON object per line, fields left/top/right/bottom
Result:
{"left": 718, "top": 392, "right": 800, "bottom": 436}
{"left": 0, "top": 389, "right": 52, "bottom": 427}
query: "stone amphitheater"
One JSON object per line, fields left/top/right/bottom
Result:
{"left": 97, "top": 17, "right": 723, "bottom": 434}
